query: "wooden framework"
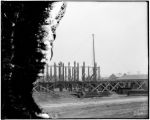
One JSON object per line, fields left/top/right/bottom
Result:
{"left": 42, "top": 62, "right": 101, "bottom": 82}
{"left": 33, "top": 79, "right": 148, "bottom": 97}
{"left": 33, "top": 63, "right": 148, "bottom": 97}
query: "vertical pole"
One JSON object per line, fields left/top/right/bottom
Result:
{"left": 92, "top": 34, "right": 96, "bottom": 67}
{"left": 46, "top": 64, "right": 49, "bottom": 82}
{"left": 54, "top": 62, "right": 57, "bottom": 82}
{"left": 59, "top": 62, "right": 62, "bottom": 91}
{"left": 98, "top": 66, "right": 100, "bottom": 81}
{"left": 77, "top": 63, "right": 79, "bottom": 81}
{"left": 93, "top": 62, "right": 97, "bottom": 81}
{"left": 88, "top": 66, "right": 90, "bottom": 81}
{"left": 82, "top": 62, "right": 85, "bottom": 82}
{"left": 62, "top": 63, "right": 64, "bottom": 91}
{"left": 65, "top": 66, "right": 67, "bottom": 81}
{"left": 59, "top": 62, "right": 62, "bottom": 81}
{"left": 68, "top": 62, "right": 71, "bottom": 81}
{"left": 72, "top": 67, "right": 74, "bottom": 81}
{"left": 62, "top": 63, "right": 64, "bottom": 81}
{"left": 74, "top": 61, "right": 76, "bottom": 81}
{"left": 92, "top": 34, "right": 97, "bottom": 81}
{"left": 68, "top": 62, "right": 72, "bottom": 91}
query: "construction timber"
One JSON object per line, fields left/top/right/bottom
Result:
{"left": 33, "top": 63, "right": 148, "bottom": 97}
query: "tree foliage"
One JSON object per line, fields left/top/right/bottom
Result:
{"left": 1, "top": 1, "right": 66, "bottom": 118}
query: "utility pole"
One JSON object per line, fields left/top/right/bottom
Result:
{"left": 92, "top": 34, "right": 96, "bottom": 81}
{"left": 92, "top": 34, "right": 96, "bottom": 66}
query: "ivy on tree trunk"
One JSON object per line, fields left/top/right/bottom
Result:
{"left": 2, "top": 1, "right": 66, "bottom": 119}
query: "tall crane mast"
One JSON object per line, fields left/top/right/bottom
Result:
{"left": 92, "top": 34, "right": 97, "bottom": 81}
{"left": 92, "top": 34, "right": 96, "bottom": 67}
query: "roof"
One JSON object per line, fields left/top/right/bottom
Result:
{"left": 117, "top": 74, "right": 148, "bottom": 80}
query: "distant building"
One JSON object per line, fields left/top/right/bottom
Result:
{"left": 109, "top": 74, "right": 118, "bottom": 80}
{"left": 117, "top": 74, "right": 148, "bottom": 81}
{"left": 101, "top": 74, "right": 118, "bottom": 81}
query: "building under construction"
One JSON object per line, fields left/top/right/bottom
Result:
{"left": 33, "top": 34, "right": 148, "bottom": 97}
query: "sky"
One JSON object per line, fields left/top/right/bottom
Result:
{"left": 49, "top": 2, "right": 148, "bottom": 77}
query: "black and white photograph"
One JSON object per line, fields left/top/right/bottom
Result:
{"left": 1, "top": 0, "right": 149, "bottom": 119}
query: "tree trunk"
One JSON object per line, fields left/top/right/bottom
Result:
{"left": 2, "top": 1, "right": 66, "bottom": 119}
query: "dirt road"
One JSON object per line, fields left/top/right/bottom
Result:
{"left": 40, "top": 96, "right": 148, "bottom": 119}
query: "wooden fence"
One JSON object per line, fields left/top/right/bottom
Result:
{"left": 40, "top": 61, "right": 101, "bottom": 82}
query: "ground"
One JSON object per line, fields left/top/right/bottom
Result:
{"left": 33, "top": 91, "right": 148, "bottom": 119}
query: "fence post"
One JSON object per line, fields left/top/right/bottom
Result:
{"left": 82, "top": 62, "right": 85, "bottom": 82}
